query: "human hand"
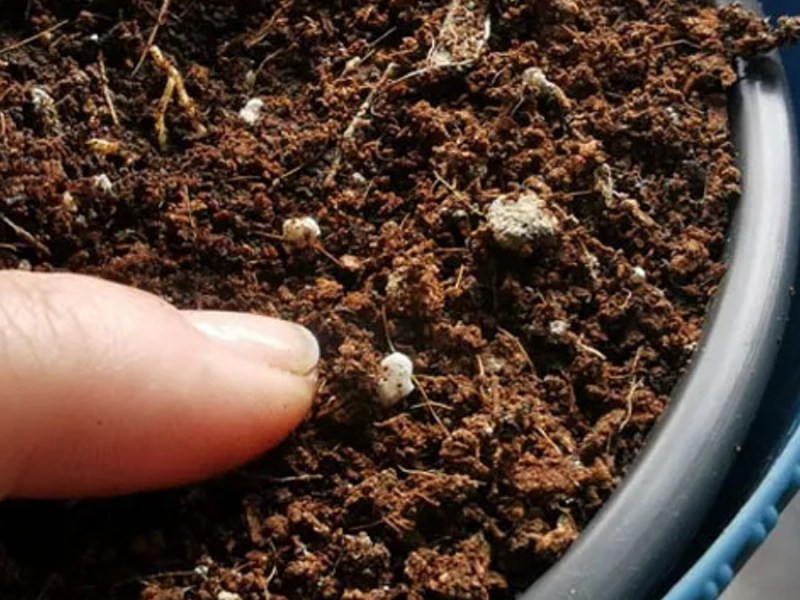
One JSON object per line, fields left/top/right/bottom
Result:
{"left": 0, "top": 271, "right": 318, "bottom": 499}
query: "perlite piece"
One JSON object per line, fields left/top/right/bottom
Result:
{"left": 238, "top": 98, "right": 264, "bottom": 126}
{"left": 93, "top": 174, "right": 113, "bottom": 194}
{"left": 30, "top": 86, "right": 61, "bottom": 135}
{"left": 282, "top": 217, "right": 321, "bottom": 250}
{"left": 486, "top": 192, "right": 559, "bottom": 254}
{"left": 429, "top": 0, "right": 491, "bottom": 68}
{"left": 631, "top": 266, "right": 647, "bottom": 283}
{"left": 522, "top": 67, "right": 571, "bottom": 109}
{"left": 549, "top": 320, "right": 570, "bottom": 337}
{"left": 376, "top": 352, "right": 415, "bottom": 407}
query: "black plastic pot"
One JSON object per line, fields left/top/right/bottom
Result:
{"left": 521, "top": 1, "right": 800, "bottom": 598}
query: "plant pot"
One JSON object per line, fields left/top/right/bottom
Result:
{"left": 521, "top": 1, "right": 799, "bottom": 598}
{"left": 0, "top": 3, "right": 797, "bottom": 599}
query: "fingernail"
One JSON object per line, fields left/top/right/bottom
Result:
{"left": 184, "top": 312, "right": 320, "bottom": 376}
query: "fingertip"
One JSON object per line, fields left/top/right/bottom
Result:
{"left": 0, "top": 271, "right": 318, "bottom": 498}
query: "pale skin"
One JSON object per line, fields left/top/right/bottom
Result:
{"left": 0, "top": 270, "right": 319, "bottom": 499}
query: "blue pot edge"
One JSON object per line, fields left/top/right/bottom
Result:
{"left": 664, "top": 417, "right": 800, "bottom": 600}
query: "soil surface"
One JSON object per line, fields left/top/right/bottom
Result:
{"left": 0, "top": 1, "right": 798, "bottom": 599}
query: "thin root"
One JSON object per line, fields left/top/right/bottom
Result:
{"left": 97, "top": 51, "right": 121, "bottom": 129}
{"left": 245, "top": 5, "right": 286, "bottom": 49}
{"left": 314, "top": 243, "right": 344, "bottom": 268}
{"left": 149, "top": 45, "right": 207, "bottom": 150}
{"left": 0, "top": 215, "right": 50, "bottom": 256}
{"left": 497, "top": 326, "right": 536, "bottom": 373}
{"left": 0, "top": 19, "right": 68, "bottom": 57}
{"left": 154, "top": 72, "right": 176, "bottom": 151}
{"left": 619, "top": 378, "right": 643, "bottom": 433}
{"left": 535, "top": 425, "right": 564, "bottom": 456}
{"left": 577, "top": 340, "right": 607, "bottom": 361}
{"left": 381, "top": 306, "right": 396, "bottom": 353}
{"left": 412, "top": 375, "right": 449, "bottom": 436}
{"left": 133, "top": 0, "right": 171, "bottom": 76}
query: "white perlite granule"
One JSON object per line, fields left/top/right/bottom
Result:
{"left": 282, "top": 217, "right": 321, "bottom": 249}
{"left": 238, "top": 97, "right": 264, "bottom": 126}
{"left": 486, "top": 192, "right": 559, "bottom": 253}
{"left": 376, "top": 352, "right": 415, "bottom": 407}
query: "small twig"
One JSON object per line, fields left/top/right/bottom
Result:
{"left": 252, "top": 47, "right": 286, "bottom": 86}
{"left": 270, "top": 161, "right": 306, "bottom": 189}
{"left": 398, "top": 465, "right": 445, "bottom": 478}
{"left": 497, "top": 326, "right": 536, "bottom": 373}
{"left": 0, "top": 19, "right": 68, "bottom": 57}
{"left": 577, "top": 340, "right": 607, "bottom": 361}
{"left": 534, "top": 425, "right": 564, "bottom": 456}
{"left": 408, "top": 400, "right": 454, "bottom": 411}
{"left": 548, "top": 203, "right": 580, "bottom": 226}
{"left": 412, "top": 375, "right": 449, "bottom": 436}
{"left": 476, "top": 355, "right": 486, "bottom": 378}
{"left": 245, "top": 5, "right": 285, "bottom": 49}
{"left": 619, "top": 378, "right": 643, "bottom": 433}
{"left": 649, "top": 39, "right": 700, "bottom": 53}
{"left": 0, "top": 215, "right": 50, "bottom": 256}
{"left": 254, "top": 230, "right": 342, "bottom": 267}
{"left": 341, "top": 27, "right": 398, "bottom": 76}
{"left": 381, "top": 306, "right": 396, "bottom": 352}
{"left": 264, "top": 565, "right": 277, "bottom": 600}
{"left": 433, "top": 170, "right": 464, "bottom": 199}
{"left": 387, "top": 62, "right": 467, "bottom": 88}
{"left": 181, "top": 185, "right": 197, "bottom": 240}
{"left": 256, "top": 231, "right": 285, "bottom": 243}
{"left": 314, "top": 243, "right": 343, "bottom": 267}
{"left": 132, "top": 0, "right": 171, "bottom": 76}
{"left": 97, "top": 51, "right": 121, "bottom": 129}
{"left": 325, "top": 63, "right": 397, "bottom": 186}
{"left": 454, "top": 264, "right": 465, "bottom": 291}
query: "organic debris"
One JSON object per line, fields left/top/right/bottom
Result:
{"left": 429, "top": 0, "right": 492, "bottom": 68}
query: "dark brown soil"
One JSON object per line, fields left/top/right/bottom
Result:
{"left": 0, "top": 2, "right": 797, "bottom": 599}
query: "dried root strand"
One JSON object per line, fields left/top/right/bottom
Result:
{"left": 0, "top": 215, "right": 50, "bottom": 256}
{"left": 594, "top": 165, "right": 655, "bottom": 227}
{"left": 429, "top": 0, "right": 492, "bottom": 68}
{"left": 154, "top": 72, "right": 177, "bottom": 151}
{"left": 97, "top": 51, "right": 121, "bottom": 129}
{"left": 324, "top": 63, "right": 397, "bottom": 186}
{"left": 0, "top": 19, "right": 68, "bottom": 57}
{"left": 133, "top": 0, "right": 171, "bottom": 75}
{"left": 149, "top": 45, "right": 207, "bottom": 150}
